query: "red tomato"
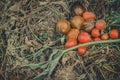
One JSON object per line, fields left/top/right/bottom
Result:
{"left": 96, "top": 20, "right": 106, "bottom": 30}
{"left": 65, "top": 39, "right": 77, "bottom": 48}
{"left": 78, "top": 46, "right": 87, "bottom": 55}
{"left": 78, "top": 32, "right": 92, "bottom": 43}
{"left": 83, "top": 11, "right": 96, "bottom": 20}
{"left": 109, "top": 29, "right": 119, "bottom": 39}
{"left": 94, "top": 37, "right": 101, "bottom": 41}
{"left": 91, "top": 28, "right": 100, "bottom": 37}
{"left": 101, "top": 33, "right": 109, "bottom": 40}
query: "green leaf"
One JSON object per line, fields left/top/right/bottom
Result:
{"left": 31, "top": 69, "right": 49, "bottom": 80}
{"left": 48, "top": 50, "right": 63, "bottom": 76}
{"left": 26, "top": 62, "right": 48, "bottom": 70}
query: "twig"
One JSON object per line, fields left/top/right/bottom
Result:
{"left": 27, "top": 18, "right": 44, "bottom": 44}
{"left": 78, "top": 56, "right": 93, "bottom": 80}
{"left": 96, "top": 65, "right": 107, "bottom": 80}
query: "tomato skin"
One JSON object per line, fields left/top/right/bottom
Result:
{"left": 109, "top": 29, "right": 119, "bottom": 39}
{"left": 94, "top": 37, "right": 101, "bottom": 41}
{"left": 73, "top": 5, "right": 83, "bottom": 16}
{"left": 66, "top": 28, "right": 80, "bottom": 40}
{"left": 78, "top": 32, "right": 92, "bottom": 43}
{"left": 70, "top": 16, "right": 84, "bottom": 29}
{"left": 83, "top": 11, "right": 96, "bottom": 20}
{"left": 96, "top": 20, "right": 106, "bottom": 30}
{"left": 83, "top": 19, "right": 95, "bottom": 32}
{"left": 101, "top": 33, "right": 109, "bottom": 40}
{"left": 56, "top": 19, "right": 71, "bottom": 34}
{"left": 78, "top": 46, "right": 87, "bottom": 55}
{"left": 91, "top": 28, "right": 100, "bottom": 37}
{"left": 65, "top": 39, "right": 77, "bottom": 48}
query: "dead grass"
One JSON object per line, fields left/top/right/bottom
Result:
{"left": 0, "top": 0, "right": 120, "bottom": 80}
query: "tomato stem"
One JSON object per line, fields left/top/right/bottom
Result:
{"left": 63, "top": 39, "right": 120, "bottom": 53}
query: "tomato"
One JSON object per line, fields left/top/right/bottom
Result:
{"left": 96, "top": 20, "right": 106, "bottom": 30}
{"left": 78, "top": 46, "right": 87, "bottom": 55}
{"left": 73, "top": 5, "right": 83, "bottom": 16}
{"left": 83, "top": 11, "right": 96, "bottom": 20}
{"left": 70, "top": 16, "right": 84, "bottom": 29}
{"left": 66, "top": 28, "right": 80, "bottom": 40}
{"left": 94, "top": 37, "right": 101, "bottom": 41}
{"left": 78, "top": 32, "right": 92, "bottom": 43}
{"left": 83, "top": 19, "right": 95, "bottom": 32}
{"left": 109, "top": 29, "right": 119, "bottom": 39}
{"left": 101, "top": 33, "right": 109, "bottom": 40}
{"left": 65, "top": 39, "right": 77, "bottom": 48}
{"left": 56, "top": 19, "right": 71, "bottom": 34}
{"left": 91, "top": 28, "right": 100, "bottom": 37}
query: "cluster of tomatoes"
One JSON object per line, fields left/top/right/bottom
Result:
{"left": 56, "top": 5, "right": 119, "bottom": 56}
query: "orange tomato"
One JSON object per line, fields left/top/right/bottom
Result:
{"left": 78, "top": 32, "right": 92, "bottom": 43}
{"left": 73, "top": 5, "right": 83, "bottom": 16}
{"left": 83, "top": 11, "right": 96, "bottom": 20}
{"left": 96, "top": 20, "right": 106, "bottom": 30}
{"left": 78, "top": 46, "right": 87, "bottom": 55}
{"left": 70, "top": 16, "right": 84, "bottom": 29}
{"left": 66, "top": 28, "right": 80, "bottom": 40}
{"left": 91, "top": 28, "right": 100, "bottom": 37}
{"left": 56, "top": 19, "right": 71, "bottom": 34}
{"left": 101, "top": 33, "right": 109, "bottom": 40}
{"left": 65, "top": 39, "right": 77, "bottom": 48}
{"left": 109, "top": 29, "right": 119, "bottom": 39}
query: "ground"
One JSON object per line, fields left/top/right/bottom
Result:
{"left": 0, "top": 0, "right": 120, "bottom": 80}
